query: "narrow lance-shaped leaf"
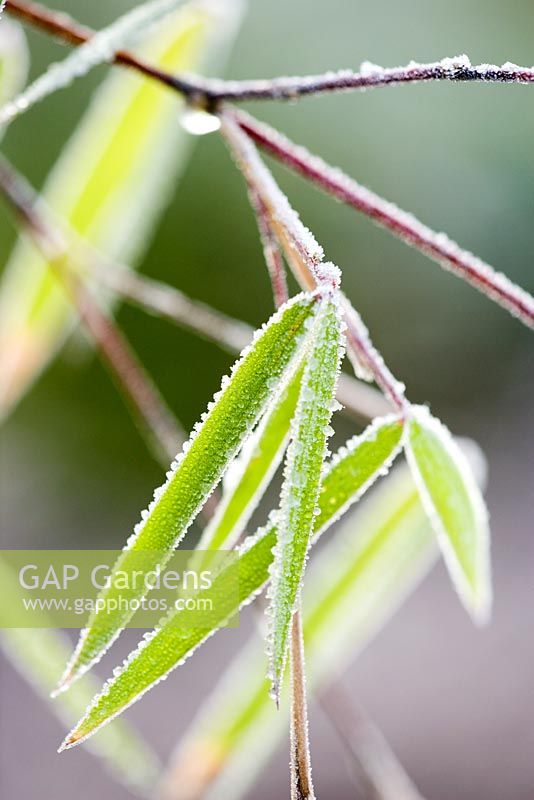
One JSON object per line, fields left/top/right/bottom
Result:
{"left": 0, "top": 0, "right": 206, "bottom": 126}
{"left": 0, "top": 556, "right": 159, "bottom": 796}
{"left": 58, "top": 293, "right": 318, "bottom": 693}
{"left": 199, "top": 363, "right": 303, "bottom": 551}
{"left": 0, "top": 0, "right": 241, "bottom": 418}
{"left": 157, "top": 463, "right": 440, "bottom": 800}
{"left": 58, "top": 415, "right": 404, "bottom": 750}
{"left": 404, "top": 405, "right": 491, "bottom": 622}
{"left": 268, "top": 294, "right": 343, "bottom": 701}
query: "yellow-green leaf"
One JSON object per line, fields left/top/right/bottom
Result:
{"left": 156, "top": 465, "right": 438, "bottom": 800}
{"left": 405, "top": 405, "right": 491, "bottom": 623}
{"left": 0, "top": 0, "right": 240, "bottom": 417}
{"left": 58, "top": 414, "right": 403, "bottom": 750}
{"left": 58, "top": 293, "right": 318, "bottom": 691}
{"left": 267, "top": 296, "right": 343, "bottom": 699}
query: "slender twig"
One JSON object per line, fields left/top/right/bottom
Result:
{"left": 220, "top": 110, "right": 408, "bottom": 414}
{"left": 0, "top": 155, "right": 183, "bottom": 466}
{"left": 248, "top": 188, "right": 288, "bottom": 308}
{"left": 0, "top": 155, "right": 389, "bottom": 425}
{"left": 6, "top": 2, "right": 534, "bottom": 331}
{"left": 4, "top": 0, "right": 210, "bottom": 105}
{"left": 320, "top": 681, "right": 425, "bottom": 800}
{"left": 147, "top": 54, "right": 534, "bottom": 103}
{"left": 91, "top": 262, "right": 253, "bottom": 355}
{"left": 290, "top": 608, "right": 316, "bottom": 800}
{"left": 7, "top": 2, "right": 534, "bottom": 105}
{"left": 233, "top": 109, "right": 534, "bottom": 330}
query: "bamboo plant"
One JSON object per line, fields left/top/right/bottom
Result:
{"left": 0, "top": 2, "right": 532, "bottom": 798}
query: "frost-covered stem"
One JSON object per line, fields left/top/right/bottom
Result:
{"left": 7, "top": 2, "right": 534, "bottom": 105}
{"left": 158, "top": 55, "right": 534, "bottom": 102}
{"left": 233, "top": 109, "right": 534, "bottom": 330}
{"left": 4, "top": 0, "right": 210, "bottom": 105}
{"left": 290, "top": 608, "right": 316, "bottom": 800}
{"left": 0, "top": 155, "right": 184, "bottom": 466}
{"left": 248, "top": 188, "right": 289, "bottom": 308}
{"left": 342, "top": 297, "right": 407, "bottom": 414}
{"left": 221, "top": 110, "right": 406, "bottom": 411}
{"left": 321, "top": 682, "right": 425, "bottom": 800}
{"left": 220, "top": 111, "right": 332, "bottom": 289}
{"left": 92, "top": 262, "right": 254, "bottom": 355}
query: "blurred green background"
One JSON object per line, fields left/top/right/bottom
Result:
{"left": 1, "top": 0, "right": 533, "bottom": 798}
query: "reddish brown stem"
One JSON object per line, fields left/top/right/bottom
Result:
{"left": 7, "top": 1, "right": 534, "bottom": 104}
{"left": 4, "top": 0, "right": 208, "bottom": 104}
{"left": 232, "top": 109, "right": 534, "bottom": 329}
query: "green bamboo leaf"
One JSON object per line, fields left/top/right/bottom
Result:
{"left": 59, "top": 414, "right": 403, "bottom": 750}
{"left": 0, "top": 0, "right": 241, "bottom": 418}
{"left": 58, "top": 293, "right": 318, "bottom": 692}
{"left": 405, "top": 405, "right": 491, "bottom": 623}
{"left": 199, "top": 364, "right": 303, "bottom": 551}
{"left": 157, "top": 465, "right": 439, "bottom": 800}
{"left": 267, "top": 296, "right": 343, "bottom": 700}
{"left": 0, "top": 19, "right": 29, "bottom": 118}
{"left": 0, "top": 556, "right": 159, "bottom": 796}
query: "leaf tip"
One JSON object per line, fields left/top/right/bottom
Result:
{"left": 57, "top": 730, "right": 82, "bottom": 753}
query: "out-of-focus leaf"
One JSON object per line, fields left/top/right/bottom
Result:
{"left": 157, "top": 465, "right": 438, "bottom": 800}
{"left": 0, "top": 0, "right": 219, "bottom": 126}
{"left": 59, "top": 414, "right": 404, "bottom": 750}
{"left": 405, "top": 405, "right": 491, "bottom": 623}
{"left": 0, "top": 0, "right": 242, "bottom": 418}
{"left": 199, "top": 364, "right": 303, "bottom": 551}
{"left": 0, "top": 556, "right": 159, "bottom": 796}
{"left": 58, "top": 294, "right": 319, "bottom": 692}
{"left": 0, "top": 18, "right": 28, "bottom": 121}
{"left": 268, "top": 296, "right": 343, "bottom": 699}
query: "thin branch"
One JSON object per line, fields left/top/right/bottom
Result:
{"left": 0, "top": 157, "right": 389, "bottom": 428}
{"left": 220, "top": 110, "right": 408, "bottom": 414}
{"left": 320, "top": 681, "right": 425, "bottom": 800}
{"left": 153, "top": 54, "right": 534, "bottom": 103}
{"left": 4, "top": 0, "right": 210, "bottom": 105}
{"left": 0, "top": 155, "right": 183, "bottom": 466}
{"left": 248, "top": 188, "right": 288, "bottom": 308}
{"left": 233, "top": 109, "right": 534, "bottom": 330}
{"left": 7, "top": 1, "right": 533, "bottom": 329}
{"left": 7, "top": 2, "right": 534, "bottom": 105}
{"left": 91, "top": 262, "right": 253, "bottom": 355}
{"left": 290, "top": 608, "right": 316, "bottom": 800}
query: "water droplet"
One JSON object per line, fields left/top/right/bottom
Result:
{"left": 180, "top": 108, "right": 221, "bottom": 136}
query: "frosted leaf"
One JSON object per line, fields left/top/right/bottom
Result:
{"left": 405, "top": 405, "right": 491, "bottom": 623}
{"left": 200, "top": 363, "right": 303, "bottom": 552}
{"left": 0, "top": 0, "right": 188, "bottom": 127}
{"left": 159, "top": 463, "right": 439, "bottom": 800}
{"left": 56, "top": 293, "right": 319, "bottom": 692}
{"left": 57, "top": 411, "right": 409, "bottom": 748}
{"left": 267, "top": 297, "right": 344, "bottom": 700}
